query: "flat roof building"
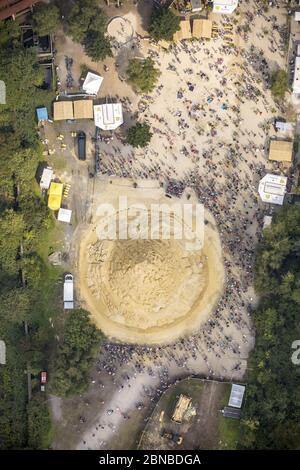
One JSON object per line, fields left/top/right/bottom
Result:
{"left": 94, "top": 103, "right": 123, "bottom": 130}
{"left": 258, "top": 174, "right": 287, "bottom": 206}
{"left": 269, "top": 140, "right": 293, "bottom": 164}
{"left": 0, "top": 0, "right": 39, "bottom": 21}
{"left": 53, "top": 101, "right": 74, "bottom": 121}
{"left": 73, "top": 100, "right": 94, "bottom": 120}
{"left": 228, "top": 384, "right": 245, "bottom": 408}
{"left": 213, "top": 0, "right": 238, "bottom": 14}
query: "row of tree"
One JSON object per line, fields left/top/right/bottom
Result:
{"left": 239, "top": 203, "right": 300, "bottom": 449}
{"left": 0, "top": 16, "right": 104, "bottom": 449}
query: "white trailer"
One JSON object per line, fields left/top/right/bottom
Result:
{"left": 40, "top": 167, "right": 53, "bottom": 190}
{"left": 64, "top": 274, "right": 74, "bottom": 309}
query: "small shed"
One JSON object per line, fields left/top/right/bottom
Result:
{"left": 36, "top": 107, "right": 48, "bottom": 122}
{"left": 223, "top": 406, "right": 241, "bottom": 419}
{"left": 57, "top": 208, "right": 72, "bottom": 223}
{"left": 40, "top": 167, "right": 53, "bottom": 190}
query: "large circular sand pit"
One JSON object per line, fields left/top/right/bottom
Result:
{"left": 79, "top": 202, "right": 225, "bottom": 345}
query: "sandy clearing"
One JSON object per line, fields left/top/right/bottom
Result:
{"left": 78, "top": 185, "right": 225, "bottom": 344}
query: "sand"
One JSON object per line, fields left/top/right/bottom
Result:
{"left": 78, "top": 185, "right": 225, "bottom": 344}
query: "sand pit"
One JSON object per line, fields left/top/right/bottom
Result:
{"left": 78, "top": 185, "right": 225, "bottom": 345}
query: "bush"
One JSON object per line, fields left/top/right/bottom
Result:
{"left": 66, "top": 0, "right": 111, "bottom": 61}
{"left": 49, "top": 310, "right": 103, "bottom": 397}
{"left": 27, "top": 394, "right": 52, "bottom": 449}
{"left": 149, "top": 8, "right": 180, "bottom": 41}
{"left": 127, "top": 122, "right": 152, "bottom": 148}
{"left": 270, "top": 69, "right": 288, "bottom": 100}
{"left": 32, "top": 4, "right": 61, "bottom": 36}
{"left": 127, "top": 58, "right": 160, "bottom": 94}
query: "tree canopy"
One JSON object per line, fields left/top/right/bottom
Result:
{"left": 66, "top": 0, "right": 111, "bottom": 61}
{"left": 32, "top": 3, "right": 61, "bottom": 36}
{"left": 49, "top": 310, "right": 103, "bottom": 397}
{"left": 127, "top": 122, "right": 152, "bottom": 148}
{"left": 149, "top": 8, "right": 180, "bottom": 41}
{"left": 239, "top": 203, "right": 300, "bottom": 449}
{"left": 126, "top": 57, "right": 160, "bottom": 94}
{"left": 270, "top": 69, "right": 288, "bottom": 100}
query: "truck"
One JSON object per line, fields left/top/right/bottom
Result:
{"left": 77, "top": 131, "right": 86, "bottom": 160}
{"left": 64, "top": 274, "right": 74, "bottom": 309}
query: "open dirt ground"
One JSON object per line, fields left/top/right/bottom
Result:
{"left": 50, "top": 0, "right": 294, "bottom": 450}
{"left": 78, "top": 184, "right": 224, "bottom": 344}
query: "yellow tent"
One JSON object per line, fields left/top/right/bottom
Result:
{"left": 48, "top": 182, "right": 63, "bottom": 211}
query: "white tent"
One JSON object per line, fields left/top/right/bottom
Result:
{"left": 295, "top": 11, "right": 300, "bottom": 22}
{"left": 213, "top": 0, "right": 238, "bottom": 14}
{"left": 82, "top": 72, "right": 103, "bottom": 95}
{"left": 40, "top": 167, "right": 53, "bottom": 190}
{"left": 258, "top": 174, "right": 287, "bottom": 205}
{"left": 58, "top": 208, "right": 72, "bottom": 223}
{"left": 94, "top": 103, "right": 123, "bottom": 130}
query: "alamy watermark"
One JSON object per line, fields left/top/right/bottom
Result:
{"left": 95, "top": 196, "right": 205, "bottom": 251}
{"left": 0, "top": 80, "right": 6, "bottom": 104}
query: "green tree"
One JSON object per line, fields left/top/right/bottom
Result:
{"left": 149, "top": 8, "right": 180, "bottom": 41}
{"left": 0, "top": 288, "right": 30, "bottom": 324}
{"left": 127, "top": 122, "right": 152, "bottom": 148}
{"left": 270, "top": 69, "right": 288, "bottom": 100}
{"left": 0, "top": 18, "right": 21, "bottom": 48}
{"left": 0, "top": 210, "right": 24, "bottom": 274}
{"left": 27, "top": 394, "right": 52, "bottom": 449}
{"left": 127, "top": 58, "right": 160, "bottom": 94}
{"left": 49, "top": 310, "right": 103, "bottom": 397}
{"left": 67, "top": 0, "right": 101, "bottom": 42}
{"left": 0, "top": 48, "right": 45, "bottom": 146}
{"left": 84, "top": 30, "right": 112, "bottom": 61}
{"left": 32, "top": 4, "right": 61, "bottom": 36}
{"left": 66, "top": 0, "right": 111, "bottom": 61}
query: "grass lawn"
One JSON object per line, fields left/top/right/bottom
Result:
{"left": 218, "top": 384, "right": 241, "bottom": 450}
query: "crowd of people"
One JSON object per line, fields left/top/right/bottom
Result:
{"left": 63, "top": 0, "right": 293, "bottom": 449}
